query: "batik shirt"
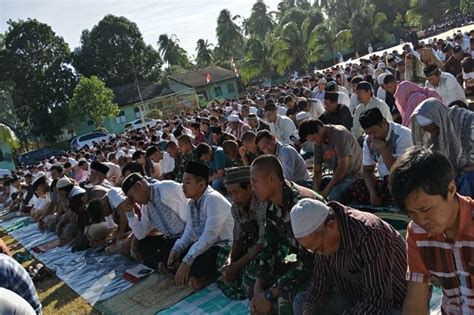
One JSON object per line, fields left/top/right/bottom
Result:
{"left": 256, "top": 181, "right": 325, "bottom": 293}
{"left": 231, "top": 193, "right": 267, "bottom": 248}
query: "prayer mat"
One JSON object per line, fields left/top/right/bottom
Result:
{"left": 32, "top": 239, "right": 61, "bottom": 253}
{"left": 373, "top": 211, "right": 410, "bottom": 235}
{"left": 1, "top": 217, "right": 33, "bottom": 233}
{"left": 157, "top": 283, "right": 249, "bottom": 315}
{"left": 96, "top": 273, "right": 193, "bottom": 315}
{"left": 0, "top": 211, "right": 22, "bottom": 223}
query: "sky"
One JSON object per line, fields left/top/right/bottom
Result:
{"left": 1, "top": 0, "right": 280, "bottom": 59}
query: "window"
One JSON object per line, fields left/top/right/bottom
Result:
{"left": 227, "top": 83, "right": 235, "bottom": 93}
{"left": 115, "top": 111, "right": 126, "bottom": 124}
{"left": 214, "top": 86, "right": 223, "bottom": 97}
{"left": 0, "top": 149, "right": 4, "bottom": 162}
{"left": 134, "top": 107, "right": 141, "bottom": 119}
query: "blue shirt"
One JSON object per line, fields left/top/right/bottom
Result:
{"left": 209, "top": 146, "right": 233, "bottom": 174}
{"left": 0, "top": 254, "right": 42, "bottom": 314}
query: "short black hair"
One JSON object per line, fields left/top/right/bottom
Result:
{"left": 50, "top": 164, "right": 64, "bottom": 174}
{"left": 389, "top": 146, "right": 455, "bottom": 214}
{"left": 297, "top": 99, "right": 308, "bottom": 111}
{"left": 383, "top": 74, "right": 396, "bottom": 85}
{"left": 195, "top": 142, "right": 212, "bottom": 159}
{"left": 251, "top": 154, "right": 284, "bottom": 182}
{"left": 255, "top": 130, "right": 273, "bottom": 146}
{"left": 241, "top": 130, "right": 256, "bottom": 144}
{"left": 298, "top": 119, "right": 324, "bottom": 141}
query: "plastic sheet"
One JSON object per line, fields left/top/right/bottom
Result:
{"left": 1, "top": 218, "right": 138, "bottom": 305}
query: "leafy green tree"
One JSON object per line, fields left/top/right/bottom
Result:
{"left": 216, "top": 9, "right": 244, "bottom": 60}
{"left": 247, "top": 1, "right": 275, "bottom": 39}
{"left": 310, "top": 20, "right": 351, "bottom": 64}
{"left": 0, "top": 19, "right": 76, "bottom": 141}
{"left": 349, "top": 5, "right": 390, "bottom": 54}
{"left": 69, "top": 76, "right": 119, "bottom": 128}
{"left": 158, "top": 34, "right": 190, "bottom": 68}
{"left": 240, "top": 35, "right": 275, "bottom": 82}
{"left": 461, "top": 0, "right": 472, "bottom": 13}
{"left": 272, "top": 19, "right": 317, "bottom": 74}
{"left": 195, "top": 39, "right": 213, "bottom": 68}
{"left": 405, "top": 0, "right": 458, "bottom": 28}
{"left": 0, "top": 123, "right": 19, "bottom": 149}
{"left": 73, "top": 15, "right": 163, "bottom": 87}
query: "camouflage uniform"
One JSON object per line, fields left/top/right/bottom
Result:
{"left": 256, "top": 181, "right": 325, "bottom": 314}
{"left": 218, "top": 194, "right": 267, "bottom": 300}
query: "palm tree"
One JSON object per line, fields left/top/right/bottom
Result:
{"left": 247, "top": 1, "right": 275, "bottom": 40}
{"left": 240, "top": 35, "right": 275, "bottom": 82}
{"left": 157, "top": 34, "right": 189, "bottom": 67}
{"left": 0, "top": 123, "right": 19, "bottom": 149}
{"left": 349, "top": 5, "right": 390, "bottom": 55}
{"left": 216, "top": 9, "right": 244, "bottom": 59}
{"left": 405, "top": 0, "right": 456, "bottom": 28}
{"left": 195, "top": 39, "right": 213, "bottom": 68}
{"left": 272, "top": 18, "right": 316, "bottom": 74}
{"left": 310, "top": 20, "right": 350, "bottom": 64}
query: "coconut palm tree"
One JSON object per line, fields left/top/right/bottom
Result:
{"left": 310, "top": 20, "right": 351, "bottom": 64}
{"left": 246, "top": 1, "right": 275, "bottom": 40}
{"left": 240, "top": 35, "right": 275, "bottom": 82}
{"left": 349, "top": 5, "right": 390, "bottom": 55}
{"left": 195, "top": 39, "right": 213, "bottom": 68}
{"left": 157, "top": 34, "right": 189, "bottom": 67}
{"left": 0, "top": 123, "right": 19, "bottom": 149}
{"left": 272, "top": 18, "right": 317, "bottom": 74}
{"left": 216, "top": 9, "right": 244, "bottom": 59}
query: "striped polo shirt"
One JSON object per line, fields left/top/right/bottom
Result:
{"left": 406, "top": 194, "right": 474, "bottom": 314}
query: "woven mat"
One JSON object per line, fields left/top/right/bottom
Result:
{"left": 96, "top": 273, "right": 193, "bottom": 315}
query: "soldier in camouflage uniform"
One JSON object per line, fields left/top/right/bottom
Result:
{"left": 217, "top": 166, "right": 267, "bottom": 300}
{"left": 249, "top": 155, "right": 325, "bottom": 314}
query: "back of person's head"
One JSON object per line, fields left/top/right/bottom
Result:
{"left": 241, "top": 130, "right": 256, "bottom": 144}
{"left": 222, "top": 140, "right": 239, "bottom": 156}
{"left": 297, "top": 99, "right": 308, "bottom": 111}
{"left": 389, "top": 146, "right": 455, "bottom": 214}
{"left": 195, "top": 142, "right": 212, "bottom": 159}
{"left": 87, "top": 199, "right": 105, "bottom": 223}
{"left": 383, "top": 74, "right": 397, "bottom": 85}
{"left": 255, "top": 129, "right": 273, "bottom": 145}
{"left": 251, "top": 154, "right": 284, "bottom": 182}
{"left": 298, "top": 119, "right": 324, "bottom": 141}
{"left": 177, "top": 134, "right": 193, "bottom": 147}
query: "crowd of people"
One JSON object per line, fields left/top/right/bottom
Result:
{"left": 0, "top": 27, "right": 473, "bottom": 315}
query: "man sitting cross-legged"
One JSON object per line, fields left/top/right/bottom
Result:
{"left": 167, "top": 161, "right": 234, "bottom": 291}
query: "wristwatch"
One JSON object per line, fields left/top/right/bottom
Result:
{"left": 264, "top": 290, "right": 274, "bottom": 302}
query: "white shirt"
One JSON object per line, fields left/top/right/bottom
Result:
{"left": 307, "top": 98, "right": 325, "bottom": 119}
{"left": 352, "top": 97, "right": 393, "bottom": 140}
{"left": 276, "top": 105, "right": 287, "bottom": 116}
{"left": 269, "top": 115, "right": 298, "bottom": 145}
{"left": 103, "top": 162, "right": 121, "bottom": 181}
{"left": 363, "top": 122, "right": 413, "bottom": 177}
{"left": 349, "top": 93, "right": 359, "bottom": 115}
{"left": 158, "top": 152, "right": 175, "bottom": 175}
{"left": 337, "top": 91, "right": 351, "bottom": 107}
{"left": 126, "top": 181, "right": 189, "bottom": 240}
{"left": 425, "top": 71, "right": 467, "bottom": 106}
{"left": 172, "top": 186, "right": 233, "bottom": 265}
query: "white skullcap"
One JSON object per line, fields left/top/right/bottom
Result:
{"left": 107, "top": 187, "right": 127, "bottom": 209}
{"left": 225, "top": 106, "right": 233, "bottom": 113}
{"left": 57, "top": 176, "right": 73, "bottom": 189}
{"left": 69, "top": 185, "right": 86, "bottom": 198}
{"left": 416, "top": 114, "right": 433, "bottom": 127}
{"left": 249, "top": 106, "right": 258, "bottom": 114}
{"left": 377, "top": 62, "right": 386, "bottom": 69}
{"left": 290, "top": 198, "right": 330, "bottom": 238}
{"left": 227, "top": 114, "right": 240, "bottom": 123}
{"left": 296, "top": 111, "right": 310, "bottom": 122}
{"left": 32, "top": 172, "right": 46, "bottom": 185}
{"left": 68, "top": 158, "right": 78, "bottom": 167}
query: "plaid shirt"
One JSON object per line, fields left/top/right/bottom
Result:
{"left": 406, "top": 194, "right": 474, "bottom": 314}
{"left": 0, "top": 254, "right": 42, "bottom": 314}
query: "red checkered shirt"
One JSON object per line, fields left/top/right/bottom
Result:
{"left": 406, "top": 194, "right": 474, "bottom": 314}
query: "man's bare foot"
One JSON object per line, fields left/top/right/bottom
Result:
{"left": 188, "top": 276, "right": 211, "bottom": 291}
